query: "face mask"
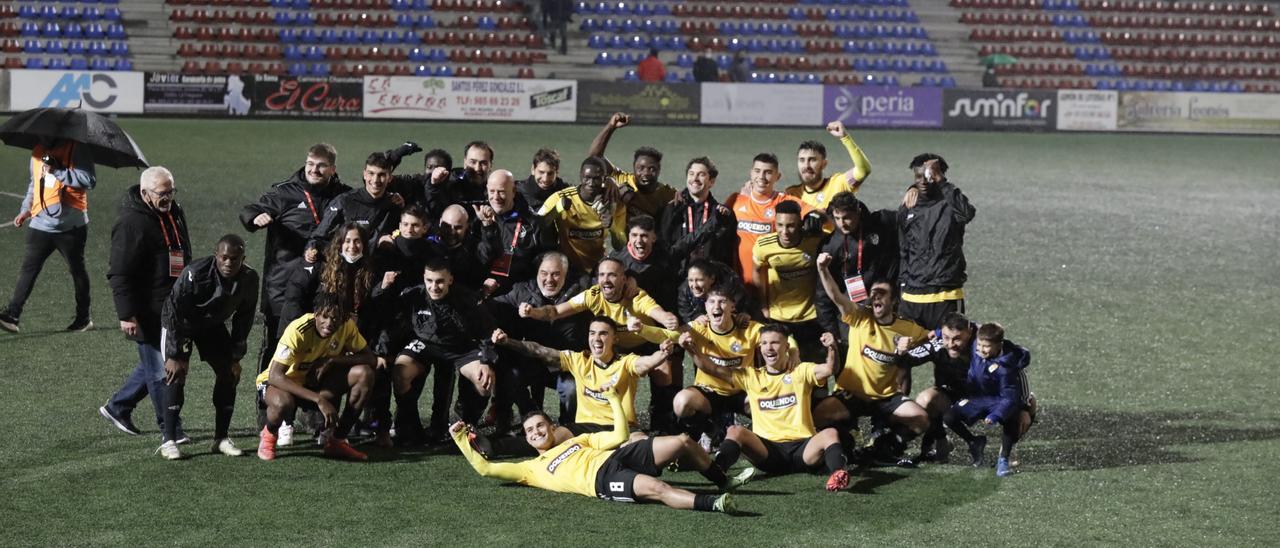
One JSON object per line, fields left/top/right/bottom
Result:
{"left": 341, "top": 251, "right": 362, "bottom": 264}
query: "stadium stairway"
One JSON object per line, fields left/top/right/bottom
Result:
{"left": 912, "top": 0, "right": 987, "bottom": 86}
{"left": 120, "top": 0, "right": 173, "bottom": 71}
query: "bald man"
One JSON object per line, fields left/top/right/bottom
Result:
{"left": 475, "top": 169, "right": 556, "bottom": 296}
{"left": 431, "top": 204, "right": 486, "bottom": 293}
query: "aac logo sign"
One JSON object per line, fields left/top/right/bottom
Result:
{"left": 10, "top": 70, "right": 144, "bottom": 113}
{"left": 40, "top": 73, "right": 120, "bottom": 109}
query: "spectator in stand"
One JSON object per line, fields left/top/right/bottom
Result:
{"left": 693, "top": 53, "right": 720, "bottom": 83}
{"left": 638, "top": 48, "right": 666, "bottom": 82}
{"left": 546, "top": 0, "right": 572, "bottom": 55}
{"left": 730, "top": 52, "right": 751, "bottom": 83}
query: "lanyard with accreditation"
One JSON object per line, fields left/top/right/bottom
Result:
{"left": 842, "top": 232, "right": 867, "bottom": 304}
{"left": 489, "top": 216, "right": 523, "bottom": 276}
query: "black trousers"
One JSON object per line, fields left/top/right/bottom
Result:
{"left": 6, "top": 225, "right": 89, "bottom": 320}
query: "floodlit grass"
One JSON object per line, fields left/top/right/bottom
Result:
{"left": 0, "top": 118, "right": 1277, "bottom": 546}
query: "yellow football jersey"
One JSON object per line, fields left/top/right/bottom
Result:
{"left": 685, "top": 321, "right": 764, "bottom": 396}
{"left": 834, "top": 308, "right": 929, "bottom": 400}
{"left": 733, "top": 360, "right": 822, "bottom": 442}
{"left": 464, "top": 431, "right": 621, "bottom": 498}
{"left": 752, "top": 233, "right": 821, "bottom": 322}
{"left": 565, "top": 285, "right": 661, "bottom": 350}
{"left": 559, "top": 350, "right": 641, "bottom": 427}
{"left": 614, "top": 170, "right": 677, "bottom": 218}
{"left": 784, "top": 172, "right": 856, "bottom": 213}
{"left": 537, "top": 187, "right": 627, "bottom": 272}
{"left": 254, "top": 314, "right": 367, "bottom": 385}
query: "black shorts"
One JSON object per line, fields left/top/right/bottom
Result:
{"left": 594, "top": 437, "right": 659, "bottom": 502}
{"left": 694, "top": 386, "right": 747, "bottom": 416}
{"left": 565, "top": 422, "right": 613, "bottom": 435}
{"left": 398, "top": 339, "right": 482, "bottom": 370}
{"left": 836, "top": 392, "right": 911, "bottom": 421}
{"left": 162, "top": 325, "right": 235, "bottom": 365}
{"left": 934, "top": 384, "right": 966, "bottom": 404}
{"left": 897, "top": 298, "right": 965, "bottom": 332}
{"left": 758, "top": 437, "right": 814, "bottom": 475}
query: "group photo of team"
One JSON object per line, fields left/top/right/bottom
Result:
{"left": 2, "top": 108, "right": 1040, "bottom": 517}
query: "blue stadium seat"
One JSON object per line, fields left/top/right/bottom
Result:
{"left": 587, "top": 34, "right": 605, "bottom": 49}
{"left": 67, "top": 40, "right": 85, "bottom": 56}
{"left": 48, "top": 57, "right": 69, "bottom": 70}
{"left": 429, "top": 48, "right": 447, "bottom": 63}
{"left": 70, "top": 58, "right": 88, "bottom": 71}
{"left": 414, "top": 64, "right": 433, "bottom": 76}
{"left": 668, "top": 36, "right": 685, "bottom": 50}
{"left": 416, "top": 15, "right": 435, "bottom": 28}
{"left": 939, "top": 76, "right": 957, "bottom": 88}
{"left": 636, "top": 3, "right": 655, "bottom": 17}
{"left": 298, "top": 28, "right": 317, "bottom": 43}
{"left": 106, "top": 24, "right": 125, "bottom": 40}
{"left": 275, "top": 12, "right": 292, "bottom": 26}
{"left": 84, "top": 23, "right": 104, "bottom": 39}
{"left": 409, "top": 47, "right": 426, "bottom": 62}
{"left": 110, "top": 41, "right": 128, "bottom": 57}
{"left": 853, "top": 58, "right": 869, "bottom": 71}
{"left": 87, "top": 40, "right": 106, "bottom": 57}
{"left": 359, "top": 30, "right": 378, "bottom": 44}
{"left": 676, "top": 53, "right": 692, "bottom": 67}
{"left": 627, "top": 34, "right": 647, "bottom": 49}
{"left": 60, "top": 6, "right": 81, "bottom": 20}
{"left": 395, "top": 14, "right": 415, "bottom": 27}
{"left": 40, "top": 23, "right": 61, "bottom": 38}
{"left": 579, "top": 17, "right": 599, "bottom": 32}
{"left": 919, "top": 76, "right": 935, "bottom": 86}
{"left": 575, "top": 1, "right": 593, "bottom": 14}
{"left": 477, "top": 16, "right": 495, "bottom": 30}
{"left": 659, "top": 20, "right": 678, "bottom": 34}
{"left": 288, "top": 62, "right": 308, "bottom": 76}
{"left": 22, "top": 39, "right": 43, "bottom": 54}
{"left": 25, "top": 57, "right": 46, "bottom": 69}
{"left": 20, "top": 22, "right": 39, "bottom": 37}
{"left": 338, "top": 30, "right": 358, "bottom": 44}
{"left": 18, "top": 5, "right": 36, "bottom": 20}
{"left": 665, "top": 71, "right": 680, "bottom": 83}
{"left": 601, "top": 18, "right": 618, "bottom": 33}
{"left": 435, "top": 65, "right": 453, "bottom": 77}
{"left": 90, "top": 58, "right": 111, "bottom": 71}
{"left": 620, "top": 18, "right": 638, "bottom": 33}
{"left": 82, "top": 7, "right": 102, "bottom": 21}
{"left": 283, "top": 45, "right": 303, "bottom": 60}
{"left": 622, "top": 69, "right": 638, "bottom": 82}
{"left": 310, "top": 63, "right": 329, "bottom": 76}
{"left": 305, "top": 46, "right": 324, "bottom": 61}
{"left": 320, "top": 29, "right": 338, "bottom": 43}
{"left": 594, "top": 51, "right": 611, "bottom": 65}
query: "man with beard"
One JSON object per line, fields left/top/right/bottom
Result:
{"left": 389, "top": 258, "right": 499, "bottom": 443}
{"left": 307, "top": 152, "right": 402, "bottom": 262}
{"left": 423, "top": 141, "right": 495, "bottom": 218}
{"left": 100, "top": 167, "right": 191, "bottom": 442}
{"left": 157, "top": 234, "right": 258, "bottom": 459}
{"left": 657, "top": 157, "right": 737, "bottom": 276}
{"left": 815, "top": 191, "right": 899, "bottom": 346}
{"left": 240, "top": 143, "right": 351, "bottom": 380}
{"left": 475, "top": 169, "right": 556, "bottom": 296}
{"left": 723, "top": 153, "right": 813, "bottom": 294}
{"left": 587, "top": 112, "right": 677, "bottom": 218}
{"left": 784, "top": 121, "right": 873, "bottom": 217}
{"left": 689, "top": 326, "right": 851, "bottom": 492}
{"left": 897, "top": 154, "right": 975, "bottom": 331}
{"left": 538, "top": 156, "right": 627, "bottom": 275}
{"left": 519, "top": 257, "right": 682, "bottom": 432}
{"left": 431, "top": 204, "right": 486, "bottom": 293}
{"left": 813, "top": 253, "right": 930, "bottom": 465}
{"left": 517, "top": 148, "right": 568, "bottom": 212}
{"left": 489, "top": 251, "right": 587, "bottom": 425}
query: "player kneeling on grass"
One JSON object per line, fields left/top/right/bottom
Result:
{"left": 946, "top": 322, "right": 1035, "bottom": 477}
{"left": 452, "top": 384, "right": 748, "bottom": 513}
{"left": 255, "top": 293, "right": 376, "bottom": 461}
{"left": 691, "top": 325, "right": 853, "bottom": 492}
{"left": 157, "top": 234, "right": 259, "bottom": 460}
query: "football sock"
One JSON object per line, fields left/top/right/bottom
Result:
{"left": 700, "top": 462, "right": 729, "bottom": 488}
{"left": 163, "top": 382, "right": 185, "bottom": 442}
{"left": 922, "top": 419, "right": 945, "bottom": 453}
{"left": 1000, "top": 421, "right": 1021, "bottom": 458}
{"left": 693, "top": 494, "right": 719, "bottom": 512}
{"left": 824, "top": 443, "right": 848, "bottom": 473}
{"left": 212, "top": 375, "right": 236, "bottom": 440}
{"left": 394, "top": 385, "right": 424, "bottom": 439}
{"left": 335, "top": 401, "right": 360, "bottom": 440}
{"left": 679, "top": 412, "right": 714, "bottom": 440}
{"left": 945, "top": 412, "right": 978, "bottom": 443}
{"left": 715, "top": 439, "right": 742, "bottom": 470}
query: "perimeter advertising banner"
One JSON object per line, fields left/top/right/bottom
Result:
{"left": 252, "top": 75, "right": 363, "bottom": 118}
{"left": 823, "top": 86, "right": 942, "bottom": 128}
{"left": 1056, "top": 90, "right": 1118, "bottom": 131}
{"left": 578, "top": 82, "right": 699, "bottom": 125}
{"left": 1118, "top": 91, "right": 1280, "bottom": 134}
{"left": 700, "top": 83, "right": 824, "bottom": 126}
{"left": 143, "top": 73, "right": 253, "bottom": 116}
{"left": 363, "top": 76, "right": 577, "bottom": 121}
{"left": 942, "top": 89, "right": 1056, "bottom": 131}
{"left": 9, "top": 69, "right": 144, "bottom": 113}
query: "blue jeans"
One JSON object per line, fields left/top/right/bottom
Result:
{"left": 106, "top": 341, "right": 167, "bottom": 429}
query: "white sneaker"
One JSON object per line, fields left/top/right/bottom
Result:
{"left": 156, "top": 440, "right": 182, "bottom": 460}
{"left": 277, "top": 422, "right": 294, "bottom": 446}
{"left": 213, "top": 438, "right": 243, "bottom": 457}
{"left": 315, "top": 430, "right": 330, "bottom": 448}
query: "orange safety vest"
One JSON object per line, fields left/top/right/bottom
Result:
{"left": 29, "top": 142, "right": 88, "bottom": 217}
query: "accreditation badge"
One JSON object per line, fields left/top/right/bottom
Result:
{"left": 168, "top": 251, "right": 185, "bottom": 278}
{"left": 844, "top": 275, "right": 867, "bottom": 304}
{"left": 489, "top": 253, "right": 513, "bottom": 277}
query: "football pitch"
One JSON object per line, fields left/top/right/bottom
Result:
{"left": 0, "top": 118, "right": 1276, "bottom": 546}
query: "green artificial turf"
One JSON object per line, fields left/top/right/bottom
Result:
{"left": 0, "top": 118, "right": 1276, "bottom": 546}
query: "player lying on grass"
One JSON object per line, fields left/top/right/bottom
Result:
{"left": 451, "top": 384, "right": 750, "bottom": 512}
{"left": 684, "top": 324, "right": 853, "bottom": 492}
{"left": 255, "top": 292, "right": 377, "bottom": 461}
{"left": 945, "top": 322, "right": 1035, "bottom": 477}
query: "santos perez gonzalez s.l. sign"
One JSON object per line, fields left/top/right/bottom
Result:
{"left": 942, "top": 89, "right": 1057, "bottom": 131}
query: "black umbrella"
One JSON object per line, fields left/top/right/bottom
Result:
{"left": 0, "top": 107, "right": 148, "bottom": 168}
